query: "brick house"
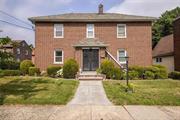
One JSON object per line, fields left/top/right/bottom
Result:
{"left": 29, "top": 4, "right": 155, "bottom": 71}
{"left": 0, "top": 40, "right": 32, "bottom": 62}
{"left": 174, "top": 17, "right": 180, "bottom": 71}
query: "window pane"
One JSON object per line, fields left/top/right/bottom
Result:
{"left": 55, "top": 57, "right": 62, "bottom": 62}
{"left": 56, "top": 51, "right": 62, "bottom": 56}
{"left": 88, "top": 31, "right": 93, "bottom": 37}
{"left": 56, "top": 31, "right": 62, "bottom": 37}
{"left": 118, "top": 25, "right": 125, "bottom": 37}
{"left": 119, "top": 50, "right": 126, "bottom": 63}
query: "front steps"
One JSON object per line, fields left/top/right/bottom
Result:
{"left": 76, "top": 71, "right": 106, "bottom": 80}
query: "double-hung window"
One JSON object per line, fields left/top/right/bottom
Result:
{"left": 87, "top": 24, "right": 94, "bottom": 38}
{"left": 117, "top": 24, "right": 126, "bottom": 38}
{"left": 54, "top": 50, "right": 63, "bottom": 64}
{"left": 117, "top": 49, "right": 127, "bottom": 64}
{"left": 54, "top": 24, "right": 64, "bottom": 38}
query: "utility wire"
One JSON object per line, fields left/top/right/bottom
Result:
{"left": 0, "top": 10, "right": 33, "bottom": 27}
{"left": 0, "top": 19, "right": 34, "bottom": 31}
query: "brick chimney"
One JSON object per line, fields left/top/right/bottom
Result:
{"left": 98, "top": 4, "right": 103, "bottom": 14}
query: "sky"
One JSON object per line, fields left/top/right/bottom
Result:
{"left": 0, "top": 0, "right": 180, "bottom": 46}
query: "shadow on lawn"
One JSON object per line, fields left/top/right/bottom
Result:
{"left": 0, "top": 78, "right": 47, "bottom": 105}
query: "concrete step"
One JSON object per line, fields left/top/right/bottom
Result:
{"left": 78, "top": 76, "right": 104, "bottom": 80}
{"left": 76, "top": 73, "right": 106, "bottom": 80}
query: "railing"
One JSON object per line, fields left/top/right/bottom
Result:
{"left": 105, "top": 49, "right": 124, "bottom": 69}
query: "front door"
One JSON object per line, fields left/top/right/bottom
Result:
{"left": 83, "top": 49, "right": 99, "bottom": 71}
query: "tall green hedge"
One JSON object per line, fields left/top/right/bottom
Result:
{"left": 20, "top": 60, "right": 34, "bottom": 75}
{"left": 63, "top": 59, "right": 79, "bottom": 78}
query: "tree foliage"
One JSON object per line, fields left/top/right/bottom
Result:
{"left": 152, "top": 7, "right": 180, "bottom": 48}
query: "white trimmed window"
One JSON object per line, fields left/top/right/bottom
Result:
{"left": 54, "top": 24, "right": 64, "bottom": 38}
{"left": 54, "top": 50, "right": 63, "bottom": 64}
{"left": 156, "top": 57, "right": 162, "bottom": 63}
{"left": 117, "top": 49, "right": 127, "bottom": 64}
{"left": 17, "top": 48, "right": 20, "bottom": 54}
{"left": 86, "top": 24, "right": 94, "bottom": 38}
{"left": 117, "top": 24, "right": 126, "bottom": 38}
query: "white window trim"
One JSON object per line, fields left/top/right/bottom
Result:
{"left": 54, "top": 50, "right": 64, "bottom": 64}
{"left": 117, "top": 49, "right": 127, "bottom": 64}
{"left": 86, "top": 24, "right": 95, "bottom": 38}
{"left": 54, "top": 24, "right": 64, "bottom": 38}
{"left": 117, "top": 24, "right": 127, "bottom": 38}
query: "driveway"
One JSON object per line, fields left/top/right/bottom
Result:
{"left": 68, "top": 80, "right": 112, "bottom": 105}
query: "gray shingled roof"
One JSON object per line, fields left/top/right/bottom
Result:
{"left": 73, "top": 38, "right": 109, "bottom": 47}
{"left": 29, "top": 13, "right": 156, "bottom": 23}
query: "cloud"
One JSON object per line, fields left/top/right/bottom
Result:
{"left": 107, "top": 0, "right": 180, "bottom": 17}
{"left": 0, "top": 0, "right": 73, "bottom": 45}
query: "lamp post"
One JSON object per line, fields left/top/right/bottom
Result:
{"left": 125, "top": 56, "right": 129, "bottom": 86}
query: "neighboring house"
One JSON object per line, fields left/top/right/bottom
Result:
{"left": 152, "top": 35, "right": 174, "bottom": 72}
{"left": 173, "top": 17, "right": 180, "bottom": 71}
{"left": 29, "top": 4, "right": 155, "bottom": 71}
{"left": 0, "top": 40, "right": 32, "bottom": 62}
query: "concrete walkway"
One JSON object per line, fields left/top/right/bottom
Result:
{"left": 0, "top": 105, "right": 180, "bottom": 120}
{"left": 68, "top": 81, "right": 112, "bottom": 105}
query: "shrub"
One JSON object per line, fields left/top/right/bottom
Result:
{"left": 169, "top": 71, "right": 180, "bottom": 80}
{"left": 128, "top": 70, "right": 139, "bottom": 80}
{"left": 153, "top": 65, "right": 168, "bottom": 79}
{"left": 28, "top": 67, "right": 40, "bottom": 76}
{"left": 63, "top": 59, "right": 79, "bottom": 78}
{"left": 144, "top": 71, "right": 155, "bottom": 79}
{"left": 100, "top": 59, "right": 114, "bottom": 79}
{"left": 129, "top": 66, "right": 144, "bottom": 79}
{"left": 0, "top": 70, "right": 21, "bottom": 77}
{"left": 112, "top": 67, "right": 122, "bottom": 80}
{"left": 47, "top": 66, "right": 61, "bottom": 77}
{"left": 20, "top": 60, "right": 34, "bottom": 74}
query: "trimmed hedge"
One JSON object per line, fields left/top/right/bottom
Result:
{"left": 112, "top": 67, "right": 122, "bottom": 80}
{"left": 128, "top": 70, "right": 139, "bottom": 80}
{"left": 144, "top": 71, "right": 155, "bottom": 79}
{"left": 63, "top": 59, "right": 79, "bottom": 78}
{"left": 28, "top": 67, "right": 40, "bottom": 76}
{"left": 47, "top": 66, "right": 61, "bottom": 77}
{"left": 0, "top": 70, "right": 22, "bottom": 77}
{"left": 129, "top": 65, "right": 168, "bottom": 79}
{"left": 100, "top": 59, "right": 115, "bottom": 79}
{"left": 20, "top": 60, "right": 34, "bottom": 74}
{"left": 169, "top": 71, "right": 180, "bottom": 80}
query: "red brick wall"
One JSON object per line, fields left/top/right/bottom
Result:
{"left": 35, "top": 22, "right": 152, "bottom": 71}
{"left": 174, "top": 18, "right": 180, "bottom": 71}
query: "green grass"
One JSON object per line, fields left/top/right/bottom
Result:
{"left": 103, "top": 80, "right": 180, "bottom": 105}
{"left": 0, "top": 76, "right": 79, "bottom": 105}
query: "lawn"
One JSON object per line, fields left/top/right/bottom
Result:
{"left": 103, "top": 80, "right": 180, "bottom": 105}
{"left": 0, "top": 76, "right": 79, "bottom": 105}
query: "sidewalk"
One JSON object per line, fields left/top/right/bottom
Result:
{"left": 0, "top": 105, "right": 179, "bottom": 120}
{"left": 68, "top": 80, "right": 112, "bottom": 105}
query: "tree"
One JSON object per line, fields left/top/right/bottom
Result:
{"left": 0, "top": 37, "right": 20, "bottom": 69}
{"left": 152, "top": 7, "right": 180, "bottom": 48}
{"left": 0, "top": 36, "right": 11, "bottom": 46}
